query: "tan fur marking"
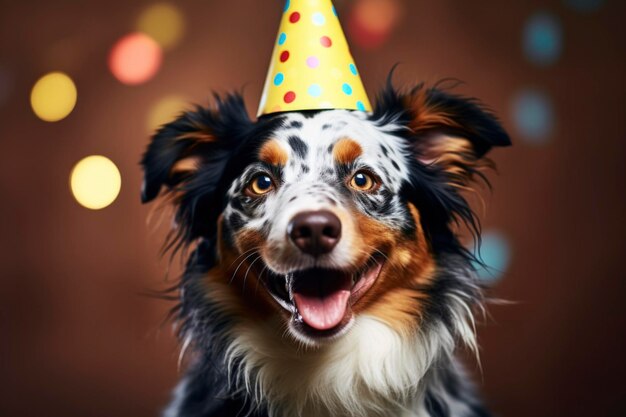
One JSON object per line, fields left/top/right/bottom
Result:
{"left": 259, "top": 140, "right": 288, "bottom": 166}
{"left": 420, "top": 135, "right": 494, "bottom": 198}
{"left": 354, "top": 203, "right": 435, "bottom": 331}
{"left": 145, "top": 156, "right": 201, "bottom": 223}
{"left": 175, "top": 121, "right": 216, "bottom": 142}
{"left": 404, "top": 89, "right": 460, "bottom": 135}
{"left": 171, "top": 156, "right": 201, "bottom": 176}
{"left": 333, "top": 138, "right": 363, "bottom": 164}
{"left": 404, "top": 87, "right": 495, "bottom": 193}
{"left": 210, "top": 217, "right": 275, "bottom": 320}
{"left": 176, "top": 131, "right": 215, "bottom": 142}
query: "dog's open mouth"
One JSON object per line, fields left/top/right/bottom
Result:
{"left": 263, "top": 255, "right": 385, "bottom": 336}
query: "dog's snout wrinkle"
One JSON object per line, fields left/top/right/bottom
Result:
{"left": 288, "top": 210, "right": 341, "bottom": 257}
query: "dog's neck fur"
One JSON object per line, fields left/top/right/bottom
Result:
{"left": 166, "top": 255, "right": 486, "bottom": 417}
{"left": 225, "top": 315, "right": 466, "bottom": 417}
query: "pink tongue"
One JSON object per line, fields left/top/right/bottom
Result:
{"left": 293, "top": 290, "right": 350, "bottom": 330}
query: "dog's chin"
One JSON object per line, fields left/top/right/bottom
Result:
{"left": 261, "top": 254, "right": 385, "bottom": 345}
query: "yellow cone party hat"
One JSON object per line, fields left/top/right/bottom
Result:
{"left": 258, "top": 0, "right": 372, "bottom": 116}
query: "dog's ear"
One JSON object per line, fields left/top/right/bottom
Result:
{"left": 141, "top": 108, "right": 215, "bottom": 203}
{"left": 141, "top": 94, "right": 260, "bottom": 245}
{"left": 400, "top": 85, "right": 511, "bottom": 190}
{"left": 141, "top": 94, "right": 252, "bottom": 204}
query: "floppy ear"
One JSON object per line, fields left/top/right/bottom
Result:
{"left": 402, "top": 84, "right": 511, "bottom": 190}
{"left": 140, "top": 94, "right": 256, "bottom": 247}
{"left": 372, "top": 82, "right": 511, "bottom": 254}
{"left": 141, "top": 108, "right": 216, "bottom": 203}
{"left": 141, "top": 94, "right": 253, "bottom": 204}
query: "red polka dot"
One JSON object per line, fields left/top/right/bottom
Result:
{"left": 320, "top": 36, "right": 332, "bottom": 47}
{"left": 289, "top": 12, "right": 300, "bottom": 23}
{"left": 280, "top": 50, "right": 290, "bottom": 62}
{"left": 284, "top": 91, "right": 296, "bottom": 103}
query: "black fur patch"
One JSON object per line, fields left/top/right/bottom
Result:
{"left": 227, "top": 212, "right": 245, "bottom": 231}
{"left": 287, "top": 135, "right": 308, "bottom": 159}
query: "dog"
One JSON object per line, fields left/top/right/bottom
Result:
{"left": 141, "top": 79, "right": 511, "bottom": 417}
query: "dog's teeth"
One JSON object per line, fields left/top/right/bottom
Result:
{"left": 286, "top": 273, "right": 294, "bottom": 301}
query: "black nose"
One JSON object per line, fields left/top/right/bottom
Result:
{"left": 288, "top": 210, "right": 342, "bottom": 256}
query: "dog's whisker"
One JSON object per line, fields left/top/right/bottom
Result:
{"left": 229, "top": 251, "right": 262, "bottom": 285}
{"left": 254, "top": 265, "right": 269, "bottom": 296}
{"left": 242, "top": 255, "right": 263, "bottom": 293}
{"left": 227, "top": 247, "right": 261, "bottom": 271}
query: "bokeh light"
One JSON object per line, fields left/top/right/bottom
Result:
{"left": 347, "top": 0, "right": 401, "bottom": 49}
{"left": 70, "top": 155, "right": 122, "bottom": 210}
{"left": 564, "top": 0, "right": 605, "bottom": 13}
{"left": 109, "top": 33, "right": 162, "bottom": 85}
{"left": 511, "top": 88, "right": 555, "bottom": 144}
{"left": 146, "top": 94, "right": 188, "bottom": 133}
{"left": 523, "top": 12, "right": 562, "bottom": 66}
{"left": 0, "top": 65, "right": 13, "bottom": 107}
{"left": 30, "top": 72, "right": 77, "bottom": 122}
{"left": 472, "top": 230, "right": 512, "bottom": 283}
{"left": 136, "top": 3, "right": 185, "bottom": 50}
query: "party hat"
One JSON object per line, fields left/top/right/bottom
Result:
{"left": 258, "top": 0, "right": 372, "bottom": 116}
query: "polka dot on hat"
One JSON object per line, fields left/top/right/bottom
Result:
{"left": 306, "top": 56, "right": 320, "bottom": 68}
{"left": 312, "top": 12, "right": 326, "bottom": 26}
{"left": 308, "top": 84, "right": 322, "bottom": 97}
{"left": 284, "top": 91, "right": 296, "bottom": 104}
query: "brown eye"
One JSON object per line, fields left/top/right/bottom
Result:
{"left": 349, "top": 171, "right": 376, "bottom": 191}
{"left": 247, "top": 174, "right": 274, "bottom": 196}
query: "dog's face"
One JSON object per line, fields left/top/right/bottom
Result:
{"left": 220, "top": 111, "right": 433, "bottom": 343}
{"left": 141, "top": 85, "right": 510, "bottom": 347}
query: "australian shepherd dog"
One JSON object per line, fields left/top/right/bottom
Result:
{"left": 141, "top": 78, "right": 510, "bottom": 417}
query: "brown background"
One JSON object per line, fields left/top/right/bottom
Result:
{"left": 1, "top": 0, "right": 625, "bottom": 416}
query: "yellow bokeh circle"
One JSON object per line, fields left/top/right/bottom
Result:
{"left": 70, "top": 155, "right": 122, "bottom": 210}
{"left": 146, "top": 94, "right": 188, "bottom": 132}
{"left": 31, "top": 72, "right": 77, "bottom": 122}
{"left": 136, "top": 3, "right": 185, "bottom": 50}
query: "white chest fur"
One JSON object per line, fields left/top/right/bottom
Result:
{"left": 225, "top": 315, "right": 454, "bottom": 417}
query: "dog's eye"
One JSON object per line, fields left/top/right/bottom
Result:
{"left": 349, "top": 171, "right": 377, "bottom": 192}
{"left": 247, "top": 174, "right": 275, "bottom": 196}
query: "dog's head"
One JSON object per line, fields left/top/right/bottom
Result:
{"left": 141, "top": 83, "right": 510, "bottom": 346}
